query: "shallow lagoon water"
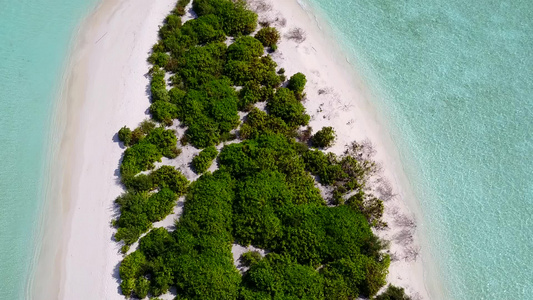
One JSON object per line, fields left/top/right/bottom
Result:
{"left": 304, "top": 0, "right": 533, "bottom": 298}
{"left": 0, "top": 0, "right": 96, "bottom": 297}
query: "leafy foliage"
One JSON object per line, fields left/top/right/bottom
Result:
{"left": 375, "top": 285, "right": 412, "bottom": 300}
{"left": 311, "top": 126, "right": 336, "bottom": 148}
{"left": 192, "top": 145, "right": 218, "bottom": 173}
{"left": 118, "top": 126, "right": 132, "bottom": 146}
{"left": 241, "top": 253, "right": 324, "bottom": 299}
{"left": 255, "top": 27, "right": 280, "bottom": 49}
{"left": 266, "top": 88, "right": 310, "bottom": 127}
{"left": 227, "top": 36, "right": 264, "bottom": 61}
{"left": 287, "top": 72, "right": 307, "bottom": 99}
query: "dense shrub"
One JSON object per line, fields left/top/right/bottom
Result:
{"left": 118, "top": 126, "right": 132, "bottom": 146}
{"left": 311, "top": 126, "right": 336, "bottom": 148}
{"left": 239, "top": 108, "right": 293, "bottom": 139}
{"left": 150, "top": 101, "right": 178, "bottom": 126}
{"left": 174, "top": 79, "right": 239, "bottom": 148}
{"left": 192, "top": 145, "right": 218, "bottom": 173}
{"left": 151, "top": 165, "right": 189, "bottom": 195}
{"left": 148, "top": 51, "right": 170, "bottom": 68}
{"left": 145, "top": 127, "right": 179, "bottom": 158}
{"left": 120, "top": 142, "right": 162, "bottom": 178}
{"left": 227, "top": 36, "right": 264, "bottom": 61}
{"left": 255, "top": 27, "right": 280, "bottom": 49}
{"left": 375, "top": 285, "right": 412, "bottom": 300}
{"left": 240, "top": 251, "right": 262, "bottom": 267}
{"left": 266, "top": 88, "right": 309, "bottom": 127}
{"left": 241, "top": 253, "right": 324, "bottom": 299}
{"left": 193, "top": 0, "right": 258, "bottom": 36}
{"left": 287, "top": 72, "right": 307, "bottom": 99}
{"left": 114, "top": 188, "right": 178, "bottom": 245}
{"left": 181, "top": 14, "right": 225, "bottom": 45}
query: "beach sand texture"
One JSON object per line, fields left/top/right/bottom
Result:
{"left": 34, "top": 0, "right": 432, "bottom": 298}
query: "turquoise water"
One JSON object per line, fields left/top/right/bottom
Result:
{"left": 0, "top": 0, "right": 96, "bottom": 297}
{"left": 304, "top": 0, "right": 533, "bottom": 299}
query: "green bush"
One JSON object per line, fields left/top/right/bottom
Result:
{"left": 192, "top": 146, "right": 218, "bottom": 173}
{"left": 145, "top": 127, "right": 179, "bottom": 158}
{"left": 181, "top": 14, "right": 225, "bottom": 45}
{"left": 119, "top": 251, "right": 147, "bottom": 297}
{"left": 287, "top": 72, "right": 307, "bottom": 100}
{"left": 150, "top": 101, "right": 178, "bottom": 126}
{"left": 227, "top": 36, "right": 264, "bottom": 61}
{"left": 375, "top": 285, "right": 412, "bottom": 300}
{"left": 120, "top": 142, "right": 162, "bottom": 178}
{"left": 241, "top": 253, "right": 324, "bottom": 299}
{"left": 267, "top": 88, "right": 309, "bottom": 127}
{"left": 193, "top": 0, "right": 258, "bottom": 36}
{"left": 118, "top": 126, "right": 132, "bottom": 146}
{"left": 239, "top": 108, "right": 293, "bottom": 140}
{"left": 255, "top": 27, "right": 280, "bottom": 49}
{"left": 311, "top": 126, "right": 336, "bottom": 148}
{"left": 148, "top": 51, "right": 170, "bottom": 68}
{"left": 151, "top": 165, "right": 189, "bottom": 195}
{"left": 240, "top": 251, "right": 262, "bottom": 267}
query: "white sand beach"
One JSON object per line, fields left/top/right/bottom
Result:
{"left": 31, "top": 0, "right": 176, "bottom": 298}
{"left": 32, "top": 0, "right": 432, "bottom": 299}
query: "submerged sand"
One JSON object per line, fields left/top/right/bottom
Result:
{"left": 32, "top": 0, "right": 432, "bottom": 299}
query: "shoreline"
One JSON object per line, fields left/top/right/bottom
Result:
{"left": 30, "top": 0, "right": 176, "bottom": 298}
{"left": 262, "top": 0, "right": 433, "bottom": 298}
{"left": 33, "top": 0, "right": 433, "bottom": 298}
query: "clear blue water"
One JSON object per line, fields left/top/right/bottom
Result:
{"left": 0, "top": 0, "right": 96, "bottom": 298}
{"left": 304, "top": 0, "right": 533, "bottom": 299}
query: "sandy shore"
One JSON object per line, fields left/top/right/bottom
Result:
{"left": 31, "top": 0, "right": 433, "bottom": 299}
{"left": 30, "top": 0, "right": 176, "bottom": 298}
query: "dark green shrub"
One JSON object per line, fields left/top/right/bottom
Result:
{"left": 150, "top": 66, "right": 169, "bottom": 102}
{"left": 150, "top": 101, "right": 178, "bottom": 126}
{"left": 118, "top": 126, "right": 132, "bottom": 146}
{"left": 145, "top": 127, "right": 179, "bottom": 158}
{"left": 239, "top": 107, "right": 293, "bottom": 139}
{"left": 148, "top": 51, "right": 170, "bottom": 68}
{"left": 241, "top": 253, "right": 324, "bottom": 299}
{"left": 238, "top": 81, "right": 264, "bottom": 110}
{"left": 119, "top": 251, "right": 147, "bottom": 297}
{"left": 227, "top": 36, "right": 264, "bottom": 61}
{"left": 139, "top": 120, "right": 157, "bottom": 134}
{"left": 255, "top": 27, "right": 280, "bottom": 48}
{"left": 192, "top": 146, "right": 218, "bottom": 173}
{"left": 151, "top": 165, "right": 189, "bottom": 195}
{"left": 194, "top": 0, "right": 258, "bottom": 36}
{"left": 181, "top": 14, "right": 225, "bottom": 44}
{"left": 120, "top": 142, "right": 162, "bottom": 178}
{"left": 311, "top": 126, "right": 336, "bottom": 148}
{"left": 287, "top": 72, "right": 307, "bottom": 99}
{"left": 240, "top": 251, "right": 262, "bottom": 267}
{"left": 375, "top": 285, "right": 412, "bottom": 300}
{"left": 266, "top": 88, "right": 309, "bottom": 127}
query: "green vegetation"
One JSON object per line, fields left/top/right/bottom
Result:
{"left": 192, "top": 145, "right": 218, "bottom": 173}
{"left": 113, "top": 0, "right": 403, "bottom": 299}
{"left": 266, "top": 87, "right": 310, "bottom": 127}
{"left": 311, "top": 126, "right": 336, "bottom": 148}
{"left": 375, "top": 285, "right": 412, "bottom": 300}
{"left": 239, "top": 250, "right": 262, "bottom": 267}
{"left": 287, "top": 72, "right": 307, "bottom": 100}
{"left": 255, "top": 27, "right": 281, "bottom": 50}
